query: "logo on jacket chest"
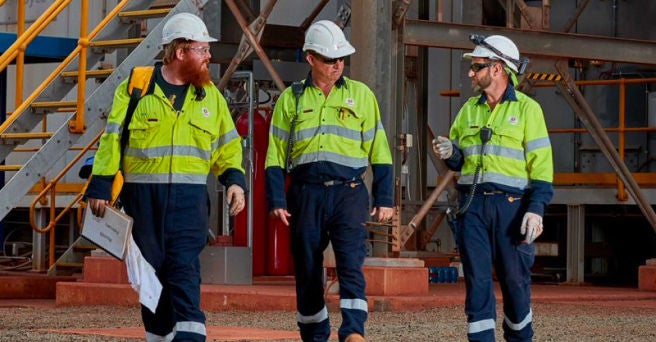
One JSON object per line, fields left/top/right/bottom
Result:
{"left": 202, "top": 107, "right": 211, "bottom": 118}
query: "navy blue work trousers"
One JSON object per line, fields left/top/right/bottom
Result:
{"left": 122, "top": 183, "right": 209, "bottom": 342}
{"left": 287, "top": 180, "right": 369, "bottom": 342}
{"left": 456, "top": 192, "right": 535, "bottom": 342}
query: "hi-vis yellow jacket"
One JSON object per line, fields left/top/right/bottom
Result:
{"left": 265, "top": 75, "right": 393, "bottom": 210}
{"left": 446, "top": 86, "right": 553, "bottom": 215}
{"left": 86, "top": 65, "right": 245, "bottom": 200}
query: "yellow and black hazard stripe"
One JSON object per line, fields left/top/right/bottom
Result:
{"left": 525, "top": 72, "right": 562, "bottom": 81}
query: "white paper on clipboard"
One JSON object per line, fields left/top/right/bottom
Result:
{"left": 81, "top": 205, "right": 133, "bottom": 260}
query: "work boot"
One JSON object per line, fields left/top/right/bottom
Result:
{"left": 345, "top": 333, "right": 366, "bottom": 342}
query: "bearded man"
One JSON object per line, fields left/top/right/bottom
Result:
{"left": 85, "top": 12, "right": 246, "bottom": 342}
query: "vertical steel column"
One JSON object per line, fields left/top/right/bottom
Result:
{"left": 351, "top": 1, "right": 395, "bottom": 256}
{"left": 351, "top": 0, "right": 395, "bottom": 168}
{"left": 32, "top": 208, "right": 48, "bottom": 272}
{"left": 566, "top": 204, "right": 585, "bottom": 284}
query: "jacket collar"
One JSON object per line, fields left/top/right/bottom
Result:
{"left": 304, "top": 71, "right": 347, "bottom": 90}
{"left": 477, "top": 84, "right": 518, "bottom": 105}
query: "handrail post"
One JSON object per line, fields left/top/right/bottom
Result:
{"left": 14, "top": 0, "right": 25, "bottom": 107}
{"left": 617, "top": 79, "right": 628, "bottom": 201}
{"left": 70, "top": 0, "right": 89, "bottom": 134}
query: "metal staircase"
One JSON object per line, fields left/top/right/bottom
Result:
{"left": 0, "top": 0, "right": 202, "bottom": 275}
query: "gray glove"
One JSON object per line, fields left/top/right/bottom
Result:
{"left": 520, "top": 212, "right": 543, "bottom": 244}
{"left": 432, "top": 136, "right": 453, "bottom": 159}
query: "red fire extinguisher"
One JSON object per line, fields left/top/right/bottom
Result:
{"left": 234, "top": 109, "right": 269, "bottom": 276}
{"left": 266, "top": 175, "right": 293, "bottom": 276}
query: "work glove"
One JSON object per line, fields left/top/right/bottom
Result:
{"left": 520, "top": 212, "right": 543, "bottom": 244}
{"left": 226, "top": 184, "right": 246, "bottom": 216}
{"left": 432, "top": 136, "right": 453, "bottom": 159}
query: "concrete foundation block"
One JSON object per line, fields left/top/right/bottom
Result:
{"left": 83, "top": 256, "right": 129, "bottom": 284}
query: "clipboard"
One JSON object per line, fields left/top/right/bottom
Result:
{"left": 81, "top": 205, "right": 133, "bottom": 260}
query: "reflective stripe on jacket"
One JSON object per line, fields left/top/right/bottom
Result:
{"left": 91, "top": 73, "right": 244, "bottom": 187}
{"left": 265, "top": 76, "right": 393, "bottom": 209}
{"left": 449, "top": 86, "right": 553, "bottom": 212}
{"left": 266, "top": 77, "right": 392, "bottom": 170}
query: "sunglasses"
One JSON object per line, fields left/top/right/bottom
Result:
{"left": 470, "top": 62, "right": 494, "bottom": 72}
{"left": 312, "top": 54, "right": 345, "bottom": 65}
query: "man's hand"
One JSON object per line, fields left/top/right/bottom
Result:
{"left": 370, "top": 206, "right": 394, "bottom": 222}
{"left": 88, "top": 198, "right": 109, "bottom": 218}
{"left": 270, "top": 208, "right": 291, "bottom": 226}
{"left": 432, "top": 136, "right": 453, "bottom": 159}
{"left": 226, "top": 185, "right": 246, "bottom": 216}
{"left": 520, "top": 212, "right": 543, "bottom": 244}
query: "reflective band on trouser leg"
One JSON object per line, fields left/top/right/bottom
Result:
{"left": 146, "top": 331, "right": 174, "bottom": 342}
{"left": 297, "top": 306, "right": 329, "bottom": 324}
{"left": 504, "top": 309, "right": 532, "bottom": 332}
{"left": 340, "top": 298, "right": 368, "bottom": 312}
{"left": 468, "top": 318, "right": 496, "bottom": 335}
{"left": 173, "top": 321, "right": 207, "bottom": 340}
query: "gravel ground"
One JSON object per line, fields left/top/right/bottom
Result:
{"left": 1, "top": 301, "right": 655, "bottom": 341}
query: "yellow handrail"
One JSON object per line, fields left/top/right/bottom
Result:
{"left": 535, "top": 77, "right": 656, "bottom": 198}
{"left": 0, "top": 0, "right": 72, "bottom": 72}
{"left": 9, "top": 0, "right": 136, "bottom": 266}
{"left": 0, "top": 0, "right": 132, "bottom": 134}
{"left": 29, "top": 131, "right": 101, "bottom": 234}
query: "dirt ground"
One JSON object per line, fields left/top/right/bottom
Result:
{"left": 1, "top": 299, "right": 655, "bottom": 341}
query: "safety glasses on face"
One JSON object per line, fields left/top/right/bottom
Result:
{"left": 186, "top": 46, "right": 211, "bottom": 56}
{"left": 312, "top": 53, "right": 345, "bottom": 65}
{"left": 470, "top": 62, "right": 494, "bottom": 72}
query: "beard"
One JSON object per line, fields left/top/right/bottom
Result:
{"left": 472, "top": 71, "right": 492, "bottom": 94}
{"left": 180, "top": 59, "right": 212, "bottom": 89}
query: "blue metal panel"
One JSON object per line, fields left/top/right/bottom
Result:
{"left": 0, "top": 32, "right": 77, "bottom": 63}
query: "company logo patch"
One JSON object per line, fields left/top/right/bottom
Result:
{"left": 345, "top": 97, "right": 355, "bottom": 107}
{"left": 508, "top": 115, "right": 519, "bottom": 125}
{"left": 202, "top": 107, "right": 211, "bottom": 118}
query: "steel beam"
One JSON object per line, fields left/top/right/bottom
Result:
{"left": 566, "top": 204, "right": 585, "bottom": 284}
{"left": 404, "top": 19, "right": 656, "bottom": 65}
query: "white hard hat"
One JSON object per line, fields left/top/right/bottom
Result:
{"left": 463, "top": 35, "right": 520, "bottom": 73}
{"left": 161, "top": 12, "right": 217, "bottom": 45}
{"left": 302, "top": 20, "right": 355, "bottom": 59}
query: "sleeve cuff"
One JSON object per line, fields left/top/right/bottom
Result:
{"left": 85, "top": 175, "right": 115, "bottom": 200}
{"left": 219, "top": 168, "right": 248, "bottom": 193}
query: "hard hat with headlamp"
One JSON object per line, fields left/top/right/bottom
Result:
{"left": 161, "top": 12, "right": 217, "bottom": 45}
{"left": 463, "top": 34, "right": 529, "bottom": 75}
{"left": 302, "top": 20, "right": 355, "bottom": 59}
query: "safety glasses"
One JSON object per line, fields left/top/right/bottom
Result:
{"left": 470, "top": 62, "right": 494, "bottom": 72}
{"left": 186, "top": 46, "right": 211, "bottom": 56}
{"left": 312, "top": 54, "right": 345, "bottom": 65}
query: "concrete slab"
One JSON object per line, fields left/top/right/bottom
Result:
{"left": 364, "top": 257, "right": 424, "bottom": 267}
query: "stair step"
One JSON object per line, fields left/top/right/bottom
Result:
{"left": 89, "top": 38, "right": 144, "bottom": 52}
{"left": 0, "top": 132, "right": 54, "bottom": 140}
{"left": 60, "top": 69, "right": 113, "bottom": 81}
{"left": 31, "top": 101, "right": 77, "bottom": 113}
{"left": 118, "top": 7, "right": 172, "bottom": 21}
